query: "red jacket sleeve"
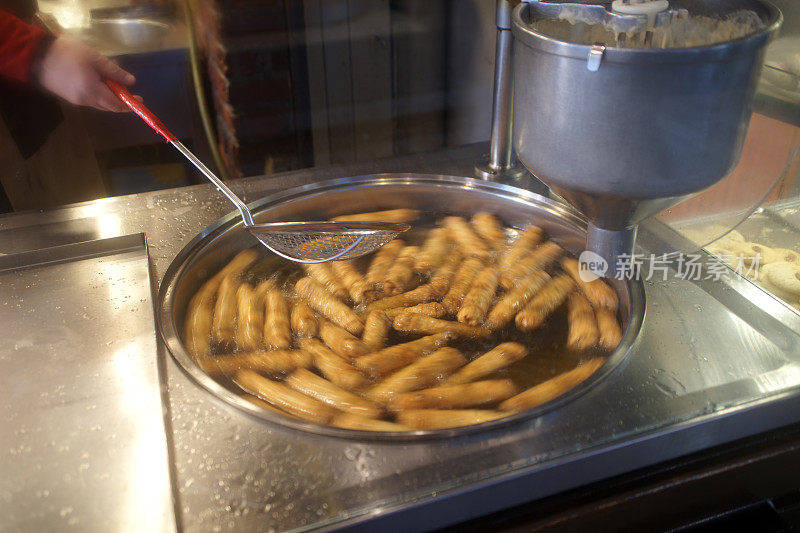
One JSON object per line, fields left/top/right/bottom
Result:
{"left": 0, "top": 9, "right": 48, "bottom": 84}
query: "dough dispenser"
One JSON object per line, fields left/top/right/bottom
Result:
{"left": 479, "top": 0, "right": 782, "bottom": 276}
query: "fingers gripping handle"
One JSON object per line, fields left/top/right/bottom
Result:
{"left": 105, "top": 79, "right": 177, "bottom": 143}
{"left": 105, "top": 79, "right": 255, "bottom": 228}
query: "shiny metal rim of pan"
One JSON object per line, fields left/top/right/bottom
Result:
{"left": 157, "top": 174, "right": 646, "bottom": 440}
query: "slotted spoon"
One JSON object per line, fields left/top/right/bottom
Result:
{"left": 106, "top": 80, "right": 409, "bottom": 262}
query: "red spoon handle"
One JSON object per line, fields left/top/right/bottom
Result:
{"left": 105, "top": 79, "right": 177, "bottom": 143}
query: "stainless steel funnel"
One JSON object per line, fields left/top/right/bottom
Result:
{"left": 510, "top": 0, "right": 781, "bottom": 276}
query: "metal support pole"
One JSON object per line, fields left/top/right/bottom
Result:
{"left": 488, "top": 29, "right": 514, "bottom": 171}
{"left": 475, "top": 0, "right": 526, "bottom": 182}
{"left": 586, "top": 223, "right": 638, "bottom": 279}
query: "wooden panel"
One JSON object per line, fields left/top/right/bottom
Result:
{"left": 320, "top": 0, "right": 356, "bottom": 164}
{"left": 302, "top": 0, "right": 332, "bottom": 166}
{"left": 285, "top": 0, "right": 316, "bottom": 170}
{"left": 391, "top": 0, "right": 447, "bottom": 155}
{"left": 445, "top": 0, "right": 496, "bottom": 147}
{"left": 348, "top": 0, "right": 394, "bottom": 161}
{"left": 301, "top": 0, "right": 447, "bottom": 165}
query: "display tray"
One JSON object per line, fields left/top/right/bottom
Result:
{"left": 0, "top": 234, "right": 174, "bottom": 531}
{"left": 674, "top": 199, "right": 800, "bottom": 314}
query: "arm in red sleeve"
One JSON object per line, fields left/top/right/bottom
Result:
{"left": 0, "top": 9, "right": 49, "bottom": 84}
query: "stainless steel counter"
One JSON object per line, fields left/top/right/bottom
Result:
{"left": 0, "top": 234, "right": 173, "bottom": 532}
{"left": 3, "top": 144, "right": 800, "bottom": 532}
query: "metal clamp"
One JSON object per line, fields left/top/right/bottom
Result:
{"left": 587, "top": 44, "right": 606, "bottom": 71}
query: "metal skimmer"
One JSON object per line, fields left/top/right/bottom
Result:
{"left": 248, "top": 222, "right": 410, "bottom": 263}
{"left": 105, "top": 80, "right": 409, "bottom": 262}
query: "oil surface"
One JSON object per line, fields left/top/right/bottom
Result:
{"left": 186, "top": 214, "right": 619, "bottom": 428}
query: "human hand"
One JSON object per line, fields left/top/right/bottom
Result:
{"left": 34, "top": 37, "right": 139, "bottom": 112}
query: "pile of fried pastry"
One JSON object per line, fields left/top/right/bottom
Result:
{"left": 184, "top": 209, "right": 623, "bottom": 431}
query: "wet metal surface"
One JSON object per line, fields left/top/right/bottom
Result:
{"left": 0, "top": 234, "right": 173, "bottom": 532}
{"left": 3, "top": 145, "right": 800, "bottom": 531}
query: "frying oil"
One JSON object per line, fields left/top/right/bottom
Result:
{"left": 203, "top": 215, "right": 614, "bottom": 408}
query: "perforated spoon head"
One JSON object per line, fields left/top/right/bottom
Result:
{"left": 248, "top": 221, "right": 410, "bottom": 263}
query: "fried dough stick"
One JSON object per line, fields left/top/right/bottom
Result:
{"left": 595, "top": 307, "right": 623, "bottom": 351}
{"left": 264, "top": 288, "right": 292, "bottom": 350}
{"left": 302, "top": 263, "right": 349, "bottom": 301}
{"left": 235, "top": 369, "right": 336, "bottom": 425}
{"left": 499, "top": 241, "right": 563, "bottom": 290}
{"left": 382, "top": 245, "right": 420, "bottom": 296}
{"left": 332, "top": 208, "right": 419, "bottom": 223}
{"left": 185, "top": 249, "right": 259, "bottom": 358}
{"left": 285, "top": 368, "right": 383, "bottom": 418}
{"left": 368, "top": 347, "right": 467, "bottom": 403}
{"left": 290, "top": 300, "right": 318, "bottom": 338}
{"left": 515, "top": 274, "right": 575, "bottom": 331}
{"left": 442, "top": 216, "right": 490, "bottom": 259}
{"left": 486, "top": 270, "right": 551, "bottom": 330}
{"left": 561, "top": 257, "right": 619, "bottom": 309}
{"left": 185, "top": 290, "right": 217, "bottom": 359}
{"left": 445, "top": 342, "right": 528, "bottom": 385}
{"left": 366, "top": 252, "right": 463, "bottom": 313}
{"left": 414, "top": 227, "right": 451, "bottom": 273}
{"left": 384, "top": 302, "right": 446, "bottom": 320}
{"left": 299, "top": 338, "right": 368, "bottom": 391}
{"left": 365, "top": 239, "right": 404, "bottom": 287}
{"left": 457, "top": 267, "right": 499, "bottom": 326}
{"left": 318, "top": 318, "right": 369, "bottom": 359}
{"left": 393, "top": 313, "right": 492, "bottom": 339}
{"left": 235, "top": 282, "right": 267, "bottom": 352}
{"left": 396, "top": 409, "right": 507, "bottom": 429}
{"left": 243, "top": 394, "right": 305, "bottom": 421}
{"left": 566, "top": 292, "right": 600, "bottom": 352}
{"left": 206, "top": 249, "right": 260, "bottom": 293}
{"left": 332, "top": 413, "right": 411, "bottom": 432}
{"left": 389, "top": 379, "right": 517, "bottom": 411}
{"left": 422, "top": 249, "right": 462, "bottom": 296}
{"left": 365, "top": 286, "right": 437, "bottom": 314}
{"left": 471, "top": 212, "right": 506, "bottom": 250}
{"left": 331, "top": 260, "right": 375, "bottom": 304}
{"left": 295, "top": 277, "right": 364, "bottom": 335}
{"left": 499, "top": 357, "right": 605, "bottom": 412}
{"left": 199, "top": 350, "right": 312, "bottom": 377}
{"left": 497, "top": 225, "right": 544, "bottom": 274}
{"left": 355, "top": 333, "right": 452, "bottom": 378}
{"left": 211, "top": 274, "right": 241, "bottom": 349}
{"left": 442, "top": 257, "right": 484, "bottom": 315}
{"left": 361, "top": 310, "right": 392, "bottom": 351}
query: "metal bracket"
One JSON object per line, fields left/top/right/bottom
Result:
{"left": 474, "top": 159, "right": 528, "bottom": 182}
{"left": 587, "top": 44, "right": 606, "bottom": 71}
{"left": 474, "top": 0, "right": 523, "bottom": 182}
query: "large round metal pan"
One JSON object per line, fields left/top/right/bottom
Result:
{"left": 157, "top": 174, "right": 645, "bottom": 440}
